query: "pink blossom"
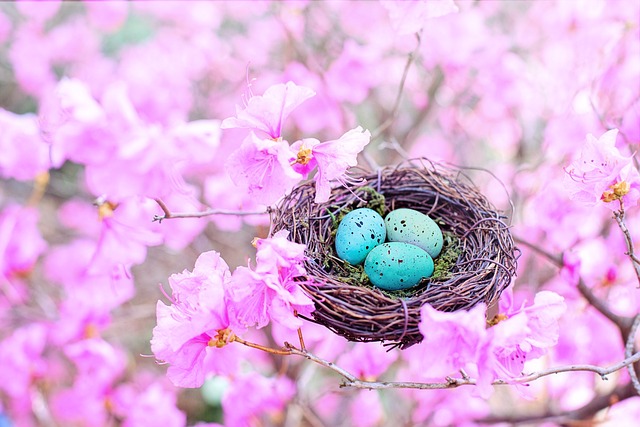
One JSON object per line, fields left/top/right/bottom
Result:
{"left": 16, "top": 0, "right": 61, "bottom": 26}
{"left": 0, "top": 204, "right": 47, "bottom": 278}
{"left": 40, "top": 79, "right": 221, "bottom": 201}
{"left": 151, "top": 251, "right": 242, "bottom": 387}
{"left": 51, "top": 386, "right": 111, "bottom": 427}
{"left": 565, "top": 129, "right": 640, "bottom": 209}
{"left": 325, "top": 40, "right": 382, "bottom": 104}
{"left": 221, "top": 372, "right": 295, "bottom": 427}
{"left": 349, "top": 390, "right": 384, "bottom": 427}
{"left": 604, "top": 397, "right": 640, "bottom": 427}
{"left": 90, "top": 197, "right": 164, "bottom": 269}
{"left": 84, "top": 0, "right": 129, "bottom": 32}
{"left": 560, "top": 251, "right": 581, "bottom": 286}
{"left": 0, "top": 11, "right": 11, "bottom": 44}
{"left": 78, "top": 81, "right": 201, "bottom": 200}
{"left": 382, "top": 0, "right": 459, "bottom": 35}
{"left": 48, "top": 16, "right": 101, "bottom": 65}
{"left": 408, "top": 303, "right": 488, "bottom": 379}
{"left": 8, "top": 25, "right": 56, "bottom": 98}
{"left": 63, "top": 338, "right": 126, "bottom": 393}
{"left": 204, "top": 172, "right": 270, "bottom": 232}
{"left": 225, "top": 132, "right": 302, "bottom": 205}
{"left": 292, "top": 126, "right": 371, "bottom": 203}
{"left": 0, "top": 205, "right": 47, "bottom": 304}
{"left": 516, "top": 291, "right": 567, "bottom": 352}
{"left": 0, "top": 110, "right": 51, "bottom": 180}
{"left": 408, "top": 387, "right": 490, "bottom": 426}
{"left": 44, "top": 238, "right": 134, "bottom": 346}
{"left": 476, "top": 291, "right": 566, "bottom": 396}
{"left": 522, "top": 177, "right": 603, "bottom": 251}
{"left": 169, "top": 119, "right": 222, "bottom": 168}
{"left": 226, "top": 231, "right": 314, "bottom": 330}
{"left": 151, "top": 191, "right": 210, "bottom": 251}
{"left": 112, "top": 381, "right": 186, "bottom": 427}
{"left": 254, "top": 230, "right": 307, "bottom": 276}
{"left": 284, "top": 62, "right": 345, "bottom": 134}
{"left": 0, "top": 323, "right": 48, "bottom": 400}
{"left": 221, "top": 81, "right": 316, "bottom": 139}
{"left": 44, "top": 238, "right": 134, "bottom": 334}
{"left": 38, "top": 78, "right": 111, "bottom": 166}
{"left": 338, "top": 342, "right": 397, "bottom": 380}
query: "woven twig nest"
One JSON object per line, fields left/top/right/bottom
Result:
{"left": 271, "top": 159, "right": 518, "bottom": 349}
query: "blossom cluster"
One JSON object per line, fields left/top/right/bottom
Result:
{"left": 1, "top": 1, "right": 639, "bottom": 426}
{"left": 223, "top": 81, "right": 371, "bottom": 204}
{"left": 152, "top": 231, "right": 313, "bottom": 388}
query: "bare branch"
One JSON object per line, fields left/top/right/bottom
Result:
{"left": 509, "top": 350, "right": 640, "bottom": 385}
{"left": 232, "top": 334, "right": 640, "bottom": 391}
{"left": 613, "top": 200, "right": 640, "bottom": 288}
{"left": 625, "top": 314, "right": 640, "bottom": 395}
{"left": 371, "top": 32, "right": 422, "bottom": 142}
{"left": 478, "top": 381, "right": 636, "bottom": 425}
{"left": 514, "top": 235, "right": 633, "bottom": 333}
{"left": 332, "top": 351, "right": 640, "bottom": 390}
{"left": 153, "top": 198, "right": 267, "bottom": 222}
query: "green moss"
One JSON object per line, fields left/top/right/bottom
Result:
{"left": 431, "top": 231, "right": 461, "bottom": 280}
{"left": 327, "top": 186, "right": 387, "bottom": 231}
{"left": 359, "top": 186, "right": 387, "bottom": 217}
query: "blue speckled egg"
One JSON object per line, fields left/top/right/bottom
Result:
{"left": 364, "top": 242, "right": 434, "bottom": 291}
{"left": 385, "top": 208, "right": 443, "bottom": 258}
{"left": 335, "top": 208, "right": 386, "bottom": 265}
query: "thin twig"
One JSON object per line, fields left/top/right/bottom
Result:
{"left": 232, "top": 335, "right": 294, "bottom": 356}
{"left": 397, "top": 65, "right": 445, "bottom": 148}
{"left": 332, "top": 351, "right": 640, "bottom": 390}
{"left": 294, "top": 310, "right": 307, "bottom": 351}
{"left": 625, "top": 314, "right": 640, "bottom": 395}
{"left": 478, "top": 382, "right": 636, "bottom": 425}
{"left": 513, "top": 236, "right": 562, "bottom": 266}
{"left": 232, "top": 335, "right": 640, "bottom": 391}
{"left": 153, "top": 198, "right": 267, "bottom": 222}
{"left": 514, "top": 235, "right": 632, "bottom": 333}
{"left": 27, "top": 172, "right": 50, "bottom": 207}
{"left": 371, "top": 32, "right": 422, "bottom": 142}
{"left": 576, "top": 278, "right": 632, "bottom": 335}
{"left": 613, "top": 199, "right": 640, "bottom": 288}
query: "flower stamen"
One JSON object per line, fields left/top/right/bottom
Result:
{"left": 601, "top": 181, "right": 630, "bottom": 203}
{"left": 209, "top": 328, "right": 235, "bottom": 348}
{"left": 291, "top": 146, "right": 313, "bottom": 166}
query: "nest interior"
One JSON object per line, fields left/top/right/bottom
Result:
{"left": 271, "top": 160, "right": 518, "bottom": 349}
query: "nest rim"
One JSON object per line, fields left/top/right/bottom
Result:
{"left": 272, "top": 159, "right": 518, "bottom": 349}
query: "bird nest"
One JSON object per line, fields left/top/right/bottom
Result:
{"left": 271, "top": 159, "right": 518, "bottom": 349}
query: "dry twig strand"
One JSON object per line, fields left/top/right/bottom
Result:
{"left": 272, "top": 159, "right": 518, "bottom": 349}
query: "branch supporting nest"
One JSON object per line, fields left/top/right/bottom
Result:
{"left": 272, "top": 159, "right": 518, "bottom": 348}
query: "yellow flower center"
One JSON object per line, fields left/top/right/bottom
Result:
{"left": 97, "top": 200, "right": 118, "bottom": 220}
{"left": 601, "top": 181, "right": 630, "bottom": 203}
{"left": 208, "top": 328, "right": 234, "bottom": 348}
{"left": 84, "top": 323, "right": 100, "bottom": 339}
{"left": 291, "top": 146, "right": 313, "bottom": 166}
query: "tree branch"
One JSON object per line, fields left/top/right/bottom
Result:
{"left": 613, "top": 200, "right": 640, "bottom": 288}
{"left": 232, "top": 335, "right": 640, "bottom": 391}
{"left": 371, "top": 32, "right": 422, "bottom": 142}
{"left": 478, "top": 381, "right": 636, "bottom": 425}
{"left": 625, "top": 314, "right": 640, "bottom": 395}
{"left": 153, "top": 198, "right": 267, "bottom": 222}
{"left": 514, "top": 236, "right": 633, "bottom": 334}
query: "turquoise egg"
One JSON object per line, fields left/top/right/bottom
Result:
{"left": 385, "top": 208, "right": 443, "bottom": 258}
{"left": 364, "top": 242, "right": 434, "bottom": 291}
{"left": 335, "top": 208, "right": 386, "bottom": 265}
